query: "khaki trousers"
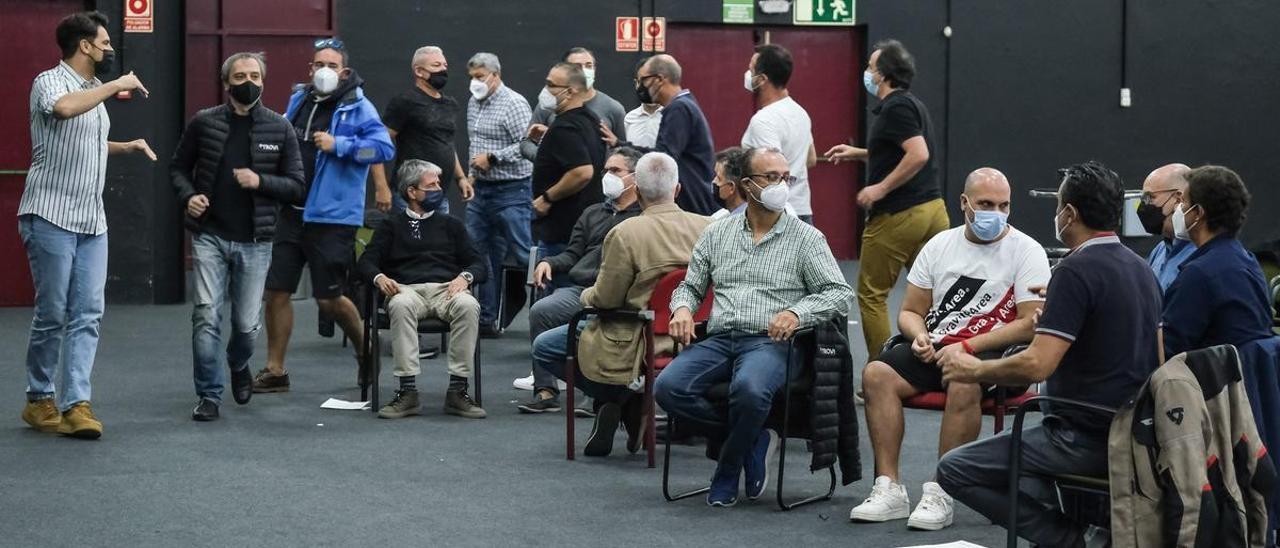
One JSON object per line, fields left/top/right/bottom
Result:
{"left": 857, "top": 198, "right": 949, "bottom": 361}
{"left": 386, "top": 282, "right": 480, "bottom": 378}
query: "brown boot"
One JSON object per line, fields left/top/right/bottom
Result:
{"left": 21, "top": 399, "right": 60, "bottom": 433}
{"left": 444, "top": 389, "right": 487, "bottom": 419}
{"left": 57, "top": 402, "right": 103, "bottom": 440}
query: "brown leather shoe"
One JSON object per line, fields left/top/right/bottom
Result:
{"left": 252, "top": 368, "right": 290, "bottom": 393}
{"left": 57, "top": 402, "right": 103, "bottom": 440}
{"left": 21, "top": 399, "right": 60, "bottom": 433}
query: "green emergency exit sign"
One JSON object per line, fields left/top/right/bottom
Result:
{"left": 794, "top": 0, "right": 855, "bottom": 25}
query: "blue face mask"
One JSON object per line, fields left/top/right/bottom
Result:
{"left": 420, "top": 189, "right": 446, "bottom": 212}
{"left": 863, "top": 70, "right": 879, "bottom": 96}
{"left": 968, "top": 206, "right": 1008, "bottom": 242}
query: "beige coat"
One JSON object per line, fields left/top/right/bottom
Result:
{"left": 577, "top": 203, "right": 712, "bottom": 385}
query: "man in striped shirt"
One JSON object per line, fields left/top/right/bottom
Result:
{"left": 18, "top": 11, "right": 154, "bottom": 440}
{"left": 463, "top": 52, "right": 533, "bottom": 335}
{"left": 655, "top": 147, "right": 853, "bottom": 507}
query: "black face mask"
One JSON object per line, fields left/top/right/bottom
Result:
{"left": 1136, "top": 194, "right": 1173, "bottom": 236}
{"left": 426, "top": 70, "right": 449, "bottom": 90}
{"left": 229, "top": 81, "right": 262, "bottom": 107}
{"left": 92, "top": 46, "right": 115, "bottom": 76}
{"left": 635, "top": 81, "right": 654, "bottom": 105}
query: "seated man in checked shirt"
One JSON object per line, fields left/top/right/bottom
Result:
{"left": 654, "top": 147, "right": 854, "bottom": 508}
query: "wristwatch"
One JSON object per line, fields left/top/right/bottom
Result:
{"left": 539, "top": 191, "right": 555, "bottom": 203}
{"left": 460, "top": 271, "right": 474, "bottom": 286}
{"left": 487, "top": 152, "right": 497, "bottom": 165}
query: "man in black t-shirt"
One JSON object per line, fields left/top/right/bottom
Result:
{"left": 169, "top": 53, "right": 305, "bottom": 421}
{"left": 381, "top": 45, "right": 474, "bottom": 213}
{"left": 935, "top": 161, "right": 1162, "bottom": 547}
{"left": 530, "top": 62, "right": 606, "bottom": 258}
{"left": 825, "top": 40, "right": 950, "bottom": 363}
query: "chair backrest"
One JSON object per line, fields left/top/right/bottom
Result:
{"left": 649, "top": 268, "right": 713, "bottom": 336}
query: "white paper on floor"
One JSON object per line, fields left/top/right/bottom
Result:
{"left": 899, "top": 542, "right": 987, "bottom": 548}
{"left": 320, "top": 398, "right": 371, "bottom": 410}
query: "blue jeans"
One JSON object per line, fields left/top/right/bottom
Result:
{"left": 190, "top": 232, "right": 273, "bottom": 403}
{"left": 18, "top": 214, "right": 107, "bottom": 412}
{"left": 936, "top": 418, "right": 1107, "bottom": 547}
{"left": 465, "top": 177, "right": 532, "bottom": 326}
{"left": 532, "top": 321, "right": 634, "bottom": 403}
{"left": 653, "top": 332, "right": 804, "bottom": 477}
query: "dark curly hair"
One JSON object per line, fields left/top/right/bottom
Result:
{"left": 1186, "top": 165, "right": 1250, "bottom": 236}
{"left": 873, "top": 39, "right": 915, "bottom": 90}
{"left": 1058, "top": 160, "right": 1124, "bottom": 231}
{"left": 715, "top": 147, "right": 747, "bottom": 182}
{"left": 56, "top": 11, "right": 108, "bottom": 60}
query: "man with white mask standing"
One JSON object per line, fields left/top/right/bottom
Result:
{"left": 463, "top": 52, "right": 533, "bottom": 336}
{"left": 253, "top": 38, "right": 395, "bottom": 394}
{"left": 741, "top": 44, "right": 817, "bottom": 224}
{"left": 521, "top": 47, "right": 626, "bottom": 163}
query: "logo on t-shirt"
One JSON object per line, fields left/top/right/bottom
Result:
{"left": 925, "top": 275, "right": 1018, "bottom": 344}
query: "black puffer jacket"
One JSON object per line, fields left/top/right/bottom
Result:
{"left": 809, "top": 316, "right": 862, "bottom": 486}
{"left": 170, "top": 103, "right": 305, "bottom": 241}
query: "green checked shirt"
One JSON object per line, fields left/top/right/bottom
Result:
{"left": 671, "top": 213, "right": 853, "bottom": 335}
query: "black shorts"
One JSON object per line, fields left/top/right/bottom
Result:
{"left": 264, "top": 208, "right": 357, "bottom": 299}
{"left": 880, "top": 339, "right": 1012, "bottom": 394}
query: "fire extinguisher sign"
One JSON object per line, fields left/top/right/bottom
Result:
{"left": 124, "top": 0, "right": 153, "bottom": 33}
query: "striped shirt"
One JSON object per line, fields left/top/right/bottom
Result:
{"left": 467, "top": 84, "right": 533, "bottom": 182}
{"left": 19, "top": 62, "right": 111, "bottom": 235}
{"left": 672, "top": 213, "right": 853, "bottom": 334}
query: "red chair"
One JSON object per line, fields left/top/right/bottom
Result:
{"left": 564, "top": 268, "right": 713, "bottom": 467}
{"left": 881, "top": 335, "right": 1038, "bottom": 433}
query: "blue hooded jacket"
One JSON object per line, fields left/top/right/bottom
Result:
{"left": 285, "top": 83, "right": 394, "bottom": 226}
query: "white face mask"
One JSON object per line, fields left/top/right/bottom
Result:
{"left": 749, "top": 180, "right": 789, "bottom": 212}
{"left": 538, "top": 87, "right": 559, "bottom": 111}
{"left": 1053, "top": 205, "right": 1074, "bottom": 244}
{"left": 582, "top": 67, "right": 596, "bottom": 89}
{"left": 313, "top": 67, "right": 339, "bottom": 95}
{"left": 1172, "top": 203, "right": 1198, "bottom": 241}
{"left": 602, "top": 172, "right": 631, "bottom": 200}
{"left": 743, "top": 70, "right": 759, "bottom": 92}
{"left": 469, "top": 77, "right": 490, "bottom": 100}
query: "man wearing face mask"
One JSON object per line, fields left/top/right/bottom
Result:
{"left": 824, "top": 39, "right": 948, "bottom": 364}
{"left": 740, "top": 44, "right": 818, "bottom": 225}
{"left": 521, "top": 47, "right": 626, "bottom": 163}
{"left": 655, "top": 147, "right": 853, "bottom": 506}
{"left": 1159, "top": 166, "right": 1280, "bottom": 527}
{"left": 169, "top": 52, "right": 305, "bottom": 421}
{"left": 710, "top": 147, "right": 798, "bottom": 221}
{"left": 463, "top": 52, "right": 533, "bottom": 336}
{"left": 382, "top": 46, "right": 473, "bottom": 213}
{"left": 357, "top": 160, "right": 487, "bottom": 420}
{"left": 529, "top": 62, "right": 607, "bottom": 260}
{"left": 1136, "top": 163, "right": 1196, "bottom": 293}
{"left": 600, "top": 55, "right": 718, "bottom": 216}
{"left": 515, "top": 147, "right": 645, "bottom": 411}
{"left": 935, "top": 161, "right": 1161, "bottom": 547}
{"left": 255, "top": 39, "right": 395, "bottom": 394}
{"left": 18, "top": 11, "right": 156, "bottom": 439}
{"left": 850, "top": 168, "right": 1048, "bottom": 531}
{"left": 530, "top": 152, "right": 712, "bottom": 457}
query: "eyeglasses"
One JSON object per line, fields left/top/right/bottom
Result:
{"left": 1140, "top": 188, "right": 1178, "bottom": 205}
{"left": 314, "top": 37, "right": 345, "bottom": 50}
{"left": 747, "top": 173, "right": 797, "bottom": 185}
{"left": 635, "top": 74, "right": 660, "bottom": 86}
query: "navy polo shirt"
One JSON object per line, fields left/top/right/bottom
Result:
{"left": 1162, "top": 234, "right": 1275, "bottom": 357}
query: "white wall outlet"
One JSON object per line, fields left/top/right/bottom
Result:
{"left": 1120, "top": 87, "right": 1132, "bottom": 108}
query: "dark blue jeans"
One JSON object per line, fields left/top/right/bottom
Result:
{"left": 653, "top": 332, "right": 804, "bottom": 477}
{"left": 464, "top": 177, "right": 532, "bottom": 327}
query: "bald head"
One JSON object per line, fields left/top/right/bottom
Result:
{"left": 1142, "top": 163, "right": 1190, "bottom": 194}
{"left": 961, "top": 167, "right": 1012, "bottom": 214}
{"left": 643, "top": 54, "right": 682, "bottom": 85}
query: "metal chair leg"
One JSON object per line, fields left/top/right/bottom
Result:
{"left": 775, "top": 338, "right": 835, "bottom": 511}
{"left": 473, "top": 339, "right": 482, "bottom": 406}
{"left": 662, "top": 415, "right": 710, "bottom": 501}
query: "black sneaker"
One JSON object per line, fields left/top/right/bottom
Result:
{"left": 517, "top": 394, "right": 562, "bottom": 414}
{"left": 192, "top": 398, "right": 220, "bottom": 421}
{"left": 479, "top": 323, "right": 502, "bottom": 339}
{"left": 584, "top": 402, "right": 621, "bottom": 457}
{"left": 230, "top": 366, "right": 253, "bottom": 405}
{"left": 621, "top": 396, "right": 645, "bottom": 454}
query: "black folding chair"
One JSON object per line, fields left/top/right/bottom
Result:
{"left": 1006, "top": 396, "right": 1114, "bottom": 548}
{"left": 662, "top": 328, "right": 838, "bottom": 511}
{"left": 358, "top": 281, "right": 483, "bottom": 412}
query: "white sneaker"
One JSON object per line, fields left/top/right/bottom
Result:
{"left": 907, "top": 482, "right": 954, "bottom": 531}
{"left": 513, "top": 374, "right": 535, "bottom": 391}
{"left": 512, "top": 374, "right": 566, "bottom": 392}
{"left": 849, "top": 475, "right": 910, "bottom": 522}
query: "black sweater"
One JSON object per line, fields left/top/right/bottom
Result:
{"left": 357, "top": 210, "right": 487, "bottom": 286}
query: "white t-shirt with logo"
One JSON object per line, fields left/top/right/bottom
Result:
{"left": 906, "top": 225, "right": 1051, "bottom": 345}
{"left": 741, "top": 96, "right": 814, "bottom": 215}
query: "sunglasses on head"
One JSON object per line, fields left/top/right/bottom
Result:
{"left": 314, "top": 37, "right": 345, "bottom": 50}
